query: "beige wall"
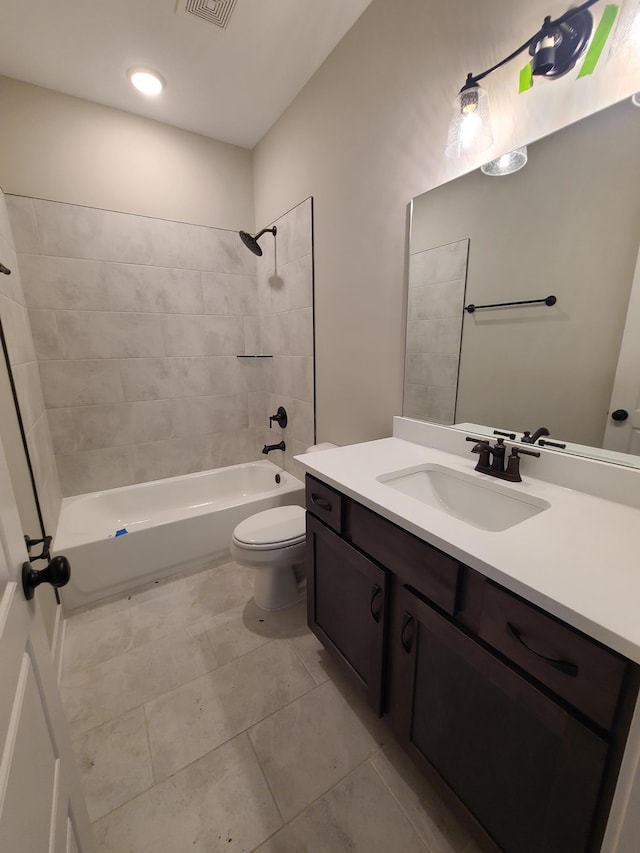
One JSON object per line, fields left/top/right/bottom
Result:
{"left": 252, "top": 0, "right": 640, "bottom": 446}
{"left": 0, "top": 76, "right": 254, "bottom": 231}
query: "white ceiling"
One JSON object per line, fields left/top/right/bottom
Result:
{"left": 0, "top": 0, "right": 374, "bottom": 149}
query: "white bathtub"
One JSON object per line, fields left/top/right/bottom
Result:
{"left": 54, "top": 460, "right": 305, "bottom": 611}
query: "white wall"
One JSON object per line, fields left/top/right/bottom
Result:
{"left": 252, "top": 0, "right": 640, "bottom": 445}
{"left": 0, "top": 76, "right": 254, "bottom": 231}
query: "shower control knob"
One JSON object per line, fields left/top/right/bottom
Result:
{"left": 22, "top": 555, "right": 71, "bottom": 601}
{"left": 611, "top": 409, "right": 629, "bottom": 422}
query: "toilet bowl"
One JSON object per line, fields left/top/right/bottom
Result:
{"left": 230, "top": 443, "right": 337, "bottom": 610}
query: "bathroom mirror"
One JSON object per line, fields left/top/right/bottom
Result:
{"left": 405, "top": 96, "right": 640, "bottom": 466}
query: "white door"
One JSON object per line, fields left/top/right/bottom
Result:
{"left": 0, "top": 434, "right": 93, "bottom": 850}
{"left": 604, "top": 245, "right": 640, "bottom": 454}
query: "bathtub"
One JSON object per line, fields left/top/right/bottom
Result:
{"left": 54, "top": 460, "right": 304, "bottom": 611}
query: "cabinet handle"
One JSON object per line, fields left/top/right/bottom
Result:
{"left": 311, "top": 493, "right": 332, "bottom": 512}
{"left": 370, "top": 584, "right": 382, "bottom": 623}
{"left": 506, "top": 622, "right": 579, "bottom": 678}
{"left": 401, "top": 611, "right": 414, "bottom": 654}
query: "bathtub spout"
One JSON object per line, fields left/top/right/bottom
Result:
{"left": 262, "top": 441, "right": 286, "bottom": 454}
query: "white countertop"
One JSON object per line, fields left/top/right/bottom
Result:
{"left": 296, "top": 428, "right": 640, "bottom": 664}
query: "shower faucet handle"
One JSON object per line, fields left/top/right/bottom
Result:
{"left": 269, "top": 406, "right": 288, "bottom": 429}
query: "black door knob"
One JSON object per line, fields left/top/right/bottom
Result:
{"left": 611, "top": 409, "right": 629, "bottom": 422}
{"left": 22, "top": 555, "right": 71, "bottom": 601}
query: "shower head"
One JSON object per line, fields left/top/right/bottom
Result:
{"left": 239, "top": 226, "right": 277, "bottom": 257}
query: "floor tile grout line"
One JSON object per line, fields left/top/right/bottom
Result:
{"left": 245, "top": 732, "right": 287, "bottom": 828}
{"left": 141, "top": 703, "right": 157, "bottom": 788}
{"left": 368, "top": 755, "right": 434, "bottom": 853}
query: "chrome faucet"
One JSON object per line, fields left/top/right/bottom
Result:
{"left": 466, "top": 436, "right": 540, "bottom": 482}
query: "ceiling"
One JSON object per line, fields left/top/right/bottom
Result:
{"left": 0, "top": 0, "right": 374, "bottom": 149}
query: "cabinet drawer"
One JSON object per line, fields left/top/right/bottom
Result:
{"left": 479, "top": 583, "right": 627, "bottom": 730}
{"left": 306, "top": 475, "right": 344, "bottom": 533}
{"left": 347, "top": 501, "right": 461, "bottom": 615}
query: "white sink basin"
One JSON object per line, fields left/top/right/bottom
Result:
{"left": 377, "top": 464, "right": 550, "bottom": 531}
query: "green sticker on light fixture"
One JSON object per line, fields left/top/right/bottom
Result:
{"left": 577, "top": 4, "right": 619, "bottom": 78}
{"left": 519, "top": 63, "right": 534, "bottom": 93}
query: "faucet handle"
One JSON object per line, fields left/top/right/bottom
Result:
{"left": 514, "top": 447, "right": 541, "bottom": 458}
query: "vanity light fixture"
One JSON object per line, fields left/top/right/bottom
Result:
{"left": 128, "top": 68, "right": 165, "bottom": 96}
{"left": 481, "top": 146, "right": 528, "bottom": 176}
{"left": 446, "top": 0, "right": 600, "bottom": 158}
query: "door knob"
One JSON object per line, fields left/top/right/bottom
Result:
{"left": 22, "top": 555, "right": 71, "bottom": 601}
{"left": 611, "top": 409, "right": 629, "bottom": 422}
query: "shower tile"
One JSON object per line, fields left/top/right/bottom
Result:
{"left": 145, "top": 640, "right": 314, "bottom": 780}
{"left": 201, "top": 272, "right": 259, "bottom": 316}
{"left": 12, "top": 361, "right": 46, "bottom": 432}
{"left": 286, "top": 199, "right": 313, "bottom": 265}
{"left": 0, "top": 240, "right": 23, "bottom": 305}
{"left": 272, "top": 356, "right": 313, "bottom": 403}
{"left": 249, "top": 680, "right": 380, "bottom": 821}
{"left": 18, "top": 255, "right": 114, "bottom": 312}
{"left": 39, "top": 467, "right": 62, "bottom": 540}
{"left": 25, "top": 413, "right": 56, "bottom": 491}
{"left": 243, "top": 315, "right": 261, "bottom": 354}
{"left": 56, "top": 311, "right": 165, "bottom": 360}
{"left": 6, "top": 195, "right": 41, "bottom": 254}
{"left": 162, "top": 314, "right": 244, "bottom": 356}
{"left": 72, "top": 707, "right": 153, "bottom": 823}
{"left": 28, "top": 309, "right": 62, "bottom": 360}
{"left": 107, "top": 264, "right": 204, "bottom": 315}
{"left": 39, "top": 359, "right": 124, "bottom": 408}
{"left": 120, "top": 357, "right": 212, "bottom": 401}
{"left": 408, "top": 280, "right": 465, "bottom": 321}
{"left": 270, "top": 253, "right": 313, "bottom": 314}
{"left": 405, "top": 353, "right": 459, "bottom": 388}
{"left": 57, "top": 446, "right": 134, "bottom": 496}
{"left": 254, "top": 761, "right": 428, "bottom": 853}
{"left": 62, "top": 625, "right": 217, "bottom": 732}
{"left": 211, "top": 428, "right": 259, "bottom": 468}
{"left": 406, "top": 318, "right": 463, "bottom": 355}
{"left": 130, "top": 434, "right": 214, "bottom": 483}
{"left": 209, "top": 355, "right": 263, "bottom": 394}
{"left": 47, "top": 408, "right": 77, "bottom": 455}
{"left": 249, "top": 391, "right": 269, "bottom": 429}
{"left": 168, "top": 393, "right": 249, "bottom": 438}
{"left": 92, "top": 733, "right": 282, "bottom": 853}
{"left": 73, "top": 400, "right": 173, "bottom": 450}
{"left": 434, "top": 239, "right": 469, "bottom": 283}
{"left": 403, "top": 384, "right": 456, "bottom": 425}
{"left": 33, "top": 200, "right": 154, "bottom": 264}
{"left": 0, "top": 296, "right": 37, "bottom": 365}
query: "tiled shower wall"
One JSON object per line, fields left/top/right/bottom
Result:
{"left": 8, "top": 195, "right": 314, "bottom": 495}
{"left": 0, "top": 190, "right": 62, "bottom": 532}
{"left": 256, "top": 199, "right": 314, "bottom": 482}
{"left": 403, "top": 239, "right": 468, "bottom": 425}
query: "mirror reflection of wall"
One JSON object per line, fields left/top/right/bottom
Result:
{"left": 406, "top": 97, "right": 640, "bottom": 452}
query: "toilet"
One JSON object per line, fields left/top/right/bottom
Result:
{"left": 230, "top": 443, "right": 337, "bottom": 610}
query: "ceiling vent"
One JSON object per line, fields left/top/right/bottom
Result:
{"left": 178, "top": 0, "right": 238, "bottom": 30}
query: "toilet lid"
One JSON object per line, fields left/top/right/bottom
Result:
{"left": 233, "top": 505, "right": 305, "bottom": 547}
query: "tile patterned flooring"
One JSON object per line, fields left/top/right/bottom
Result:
{"left": 62, "top": 560, "right": 481, "bottom": 852}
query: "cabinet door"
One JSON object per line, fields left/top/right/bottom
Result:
{"left": 306, "top": 513, "right": 387, "bottom": 714}
{"left": 391, "top": 584, "right": 608, "bottom": 853}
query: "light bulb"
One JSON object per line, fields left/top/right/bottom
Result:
{"left": 128, "top": 68, "right": 165, "bottom": 96}
{"left": 446, "top": 81, "right": 493, "bottom": 159}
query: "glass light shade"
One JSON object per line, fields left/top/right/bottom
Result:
{"left": 481, "top": 146, "right": 528, "bottom": 176}
{"left": 632, "top": 92, "right": 640, "bottom": 108}
{"left": 446, "top": 83, "right": 493, "bottom": 159}
{"left": 128, "top": 69, "right": 165, "bottom": 96}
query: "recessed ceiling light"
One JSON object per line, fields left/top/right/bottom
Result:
{"left": 128, "top": 68, "right": 165, "bottom": 96}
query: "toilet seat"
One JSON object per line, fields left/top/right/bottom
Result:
{"left": 232, "top": 505, "right": 305, "bottom": 551}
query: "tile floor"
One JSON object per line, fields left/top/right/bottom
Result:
{"left": 62, "top": 560, "right": 481, "bottom": 852}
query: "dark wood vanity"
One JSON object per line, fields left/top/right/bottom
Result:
{"left": 305, "top": 474, "right": 640, "bottom": 853}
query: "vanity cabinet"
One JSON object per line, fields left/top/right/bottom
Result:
{"left": 305, "top": 474, "right": 639, "bottom": 853}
